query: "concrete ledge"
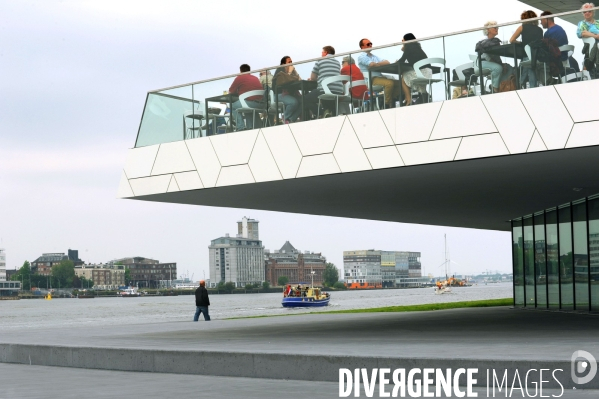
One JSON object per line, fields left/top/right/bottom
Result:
{"left": 0, "top": 343, "right": 582, "bottom": 389}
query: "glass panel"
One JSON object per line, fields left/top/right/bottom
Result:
{"left": 546, "top": 209, "right": 559, "bottom": 309}
{"left": 573, "top": 202, "right": 589, "bottom": 311}
{"left": 559, "top": 205, "right": 574, "bottom": 310}
{"left": 534, "top": 213, "right": 547, "bottom": 308}
{"left": 524, "top": 217, "right": 535, "bottom": 306}
{"left": 136, "top": 85, "right": 196, "bottom": 147}
{"left": 589, "top": 198, "right": 599, "bottom": 312}
{"left": 513, "top": 219, "right": 524, "bottom": 307}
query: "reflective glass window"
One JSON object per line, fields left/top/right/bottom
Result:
{"left": 513, "top": 219, "right": 524, "bottom": 307}
{"left": 589, "top": 198, "right": 599, "bottom": 312}
{"left": 559, "top": 205, "right": 574, "bottom": 310}
{"left": 546, "top": 209, "right": 559, "bottom": 309}
{"left": 524, "top": 217, "right": 535, "bottom": 306}
{"left": 573, "top": 202, "right": 589, "bottom": 310}
{"left": 534, "top": 213, "right": 547, "bottom": 308}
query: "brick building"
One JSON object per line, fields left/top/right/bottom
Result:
{"left": 75, "top": 264, "right": 125, "bottom": 290}
{"left": 111, "top": 257, "right": 176, "bottom": 288}
{"left": 264, "top": 241, "right": 326, "bottom": 286}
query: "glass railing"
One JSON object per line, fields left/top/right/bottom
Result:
{"left": 134, "top": 7, "right": 599, "bottom": 148}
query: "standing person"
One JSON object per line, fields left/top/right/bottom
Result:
{"left": 398, "top": 33, "right": 432, "bottom": 105}
{"left": 273, "top": 56, "right": 302, "bottom": 124}
{"left": 577, "top": 3, "right": 599, "bottom": 40}
{"left": 229, "top": 64, "right": 264, "bottom": 131}
{"left": 305, "top": 46, "right": 343, "bottom": 118}
{"left": 193, "top": 280, "right": 211, "bottom": 321}
{"left": 357, "top": 38, "right": 401, "bottom": 108}
{"left": 510, "top": 11, "right": 543, "bottom": 88}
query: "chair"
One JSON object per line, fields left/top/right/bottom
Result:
{"left": 582, "top": 37, "right": 598, "bottom": 79}
{"left": 363, "top": 76, "right": 386, "bottom": 110}
{"left": 348, "top": 79, "right": 369, "bottom": 113}
{"left": 558, "top": 45, "right": 578, "bottom": 83}
{"left": 317, "top": 75, "right": 351, "bottom": 117}
{"left": 469, "top": 54, "right": 492, "bottom": 93}
{"left": 411, "top": 57, "right": 448, "bottom": 102}
{"left": 236, "top": 89, "right": 267, "bottom": 131}
{"left": 184, "top": 110, "right": 203, "bottom": 139}
{"left": 448, "top": 62, "right": 474, "bottom": 98}
{"left": 267, "top": 90, "right": 286, "bottom": 124}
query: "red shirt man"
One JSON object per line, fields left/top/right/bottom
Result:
{"left": 340, "top": 57, "right": 369, "bottom": 100}
{"left": 229, "top": 69, "right": 264, "bottom": 101}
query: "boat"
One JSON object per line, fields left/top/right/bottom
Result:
{"left": 119, "top": 287, "right": 141, "bottom": 297}
{"left": 435, "top": 234, "right": 453, "bottom": 295}
{"left": 282, "top": 268, "right": 330, "bottom": 307}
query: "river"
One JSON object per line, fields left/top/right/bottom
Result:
{"left": 0, "top": 283, "right": 511, "bottom": 331}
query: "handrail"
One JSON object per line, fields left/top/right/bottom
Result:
{"left": 148, "top": 6, "right": 599, "bottom": 93}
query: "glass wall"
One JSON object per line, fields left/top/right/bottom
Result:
{"left": 546, "top": 209, "right": 559, "bottom": 310}
{"left": 589, "top": 198, "right": 599, "bottom": 312}
{"left": 534, "top": 213, "right": 547, "bottom": 308}
{"left": 524, "top": 217, "right": 535, "bottom": 306}
{"left": 512, "top": 196, "right": 599, "bottom": 313}
{"left": 512, "top": 219, "right": 524, "bottom": 307}
{"left": 132, "top": 7, "right": 594, "bottom": 148}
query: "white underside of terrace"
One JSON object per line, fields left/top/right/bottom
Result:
{"left": 118, "top": 80, "right": 599, "bottom": 231}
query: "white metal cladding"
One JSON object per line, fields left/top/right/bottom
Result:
{"left": 118, "top": 80, "right": 599, "bottom": 199}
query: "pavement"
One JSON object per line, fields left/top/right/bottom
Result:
{"left": 1, "top": 307, "right": 599, "bottom": 394}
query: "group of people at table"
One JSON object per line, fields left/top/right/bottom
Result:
{"left": 222, "top": 4, "right": 598, "bottom": 131}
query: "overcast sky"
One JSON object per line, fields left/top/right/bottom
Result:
{"left": 0, "top": 0, "right": 583, "bottom": 279}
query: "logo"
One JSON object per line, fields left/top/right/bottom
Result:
{"left": 571, "top": 350, "right": 597, "bottom": 385}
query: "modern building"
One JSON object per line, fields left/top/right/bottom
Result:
{"left": 111, "top": 257, "right": 177, "bottom": 288}
{"left": 118, "top": 7, "right": 599, "bottom": 312}
{"left": 344, "top": 250, "right": 421, "bottom": 288}
{"left": 0, "top": 280, "right": 21, "bottom": 297}
{"left": 343, "top": 250, "right": 382, "bottom": 289}
{"left": 264, "top": 241, "right": 326, "bottom": 285}
{"left": 238, "top": 216, "right": 259, "bottom": 240}
{"left": 208, "top": 234, "right": 264, "bottom": 288}
{"left": 30, "top": 249, "right": 83, "bottom": 276}
{"left": 75, "top": 264, "right": 125, "bottom": 290}
{"left": 0, "top": 248, "right": 5, "bottom": 281}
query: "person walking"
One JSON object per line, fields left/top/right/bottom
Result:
{"left": 193, "top": 280, "right": 211, "bottom": 321}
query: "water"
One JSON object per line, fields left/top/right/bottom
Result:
{"left": 0, "top": 283, "right": 511, "bottom": 331}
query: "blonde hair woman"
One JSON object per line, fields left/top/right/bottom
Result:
{"left": 577, "top": 3, "right": 599, "bottom": 40}
{"left": 475, "top": 21, "right": 514, "bottom": 92}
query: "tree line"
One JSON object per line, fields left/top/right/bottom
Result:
{"left": 10, "top": 260, "right": 94, "bottom": 290}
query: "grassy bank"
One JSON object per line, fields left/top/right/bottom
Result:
{"left": 227, "top": 298, "right": 513, "bottom": 319}
{"left": 313, "top": 298, "right": 513, "bottom": 314}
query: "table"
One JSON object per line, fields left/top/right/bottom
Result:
{"left": 368, "top": 62, "right": 445, "bottom": 108}
{"left": 477, "top": 42, "right": 525, "bottom": 94}
{"left": 273, "top": 79, "right": 317, "bottom": 124}
{"left": 205, "top": 93, "right": 238, "bottom": 135}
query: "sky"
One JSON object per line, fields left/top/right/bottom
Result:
{"left": 0, "top": 0, "right": 584, "bottom": 279}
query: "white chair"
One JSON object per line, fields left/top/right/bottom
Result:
{"left": 267, "top": 90, "right": 286, "bottom": 123}
{"left": 348, "top": 79, "right": 369, "bottom": 112}
{"left": 448, "top": 62, "right": 473, "bottom": 98}
{"left": 364, "top": 76, "right": 386, "bottom": 110}
{"left": 558, "top": 45, "right": 578, "bottom": 83}
{"left": 236, "top": 89, "right": 267, "bottom": 131}
{"left": 469, "top": 54, "right": 492, "bottom": 93}
{"left": 317, "top": 75, "right": 351, "bottom": 117}
{"left": 411, "top": 57, "right": 447, "bottom": 102}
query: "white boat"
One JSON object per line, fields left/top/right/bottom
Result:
{"left": 119, "top": 287, "right": 140, "bottom": 297}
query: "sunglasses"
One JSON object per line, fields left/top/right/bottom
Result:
{"left": 365, "top": 42, "right": 373, "bottom": 47}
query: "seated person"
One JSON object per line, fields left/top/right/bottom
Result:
{"left": 273, "top": 56, "right": 302, "bottom": 124}
{"left": 305, "top": 46, "right": 344, "bottom": 118}
{"left": 540, "top": 11, "right": 569, "bottom": 61}
{"left": 475, "top": 21, "right": 514, "bottom": 92}
{"left": 259, "top": 70, "right": 273, "bottom": 90}
{"left": 357, "top": 38, "right": 401, "bottom": 108}
{"left": 398, "top": 33, "right": 432, "bottom": 105}
{"left": 340, "top": 56, "right": 369, "bottom": 106}
{"left": 229, "top": 64, "right": 264, "bottom": 131}
{"left": 510, "top": 10, "right": 543, "bottom": 88}
{"left": 577, "top": 3, "right": 599, "bottom": 40}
